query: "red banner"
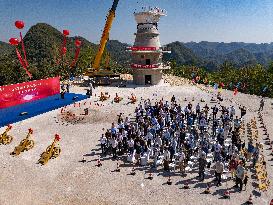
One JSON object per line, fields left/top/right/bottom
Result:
{"left": 127, "top": 46, "right": 157, "bottom": 51}
{"left": 0, "top": 77, "right": 60, "bottom": 109}
{"left": 131, "top": 64, "right": 159, "bottom": 69}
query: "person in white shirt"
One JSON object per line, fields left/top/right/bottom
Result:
{"left": 139, "top": 103, "right": 144, "bottom": 115}
{"left": 146, "top": 132, "right": 153, "bottom": 147}
{"left": 165, "top": 101, "right": 169, "bottom": 108}
{"left": 124, "top": 116, "right": 130, "bottom": 127}
{"left": 117, "top": 133, "right": 123, "bottom": 153}
{"left": 100, "top": 134, "right": 107, "bottom": 154}
{"left": 89, "top": 82, "right": 93, "bottom": 96}
{"left": 153, "top": 144, "right": 160, "bottom": 168}
{"left": 230, "top": 106, "right": 236, "bottom": 120}
{"left": 121, "top": 129, "right": 127, "bottom": 138}
{"left": 179, "top": 151, "right": 186, "bottom": 173}
{"left": 214, "top": 142, "right": 222, "bottom": 161}
{"left": 172, "top": 138, "right": 178, "bottom": 154}
{"left": 233, "top": 116, "right": 241, "bottom": 132}
{"left": 184, "top": 106, "right": 189, "bottom": 119}
{"left": 127, "top": 138, "right": 134, "bottom": 154}
{"left": 213, "top": 160, "right": 224, "bottom": 186}
{"left": 199, "top": 117, "right": 207, "bottom": 133}
{"left": 111, "top": 137, "right": 118, "bottom": 159}
{"left": 155, "top": 136, "right": 163, "bottom": 153}
{"left": 228, "top": 144, "right": 237, "bottom": 157}
{"left": 117, "top": 122, "right": 124, "bottom": 130}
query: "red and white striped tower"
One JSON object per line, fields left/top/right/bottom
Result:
{"left": 128, "top": 7, "right": 171, "bottom": 85}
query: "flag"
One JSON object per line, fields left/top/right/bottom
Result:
{"left": 214, "top": 83, "right": 218, "bottom": 90}
{"left": 233, "top": 88, "right": 238, "bottom": 96}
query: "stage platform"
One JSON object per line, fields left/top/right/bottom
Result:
{"left": 0, "top": 93, "right": 88, "bottom": 128}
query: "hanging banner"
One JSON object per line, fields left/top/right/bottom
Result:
{"left": 127, "top": 46, "right": 157, "bottom": 51}
{"left": 131, "top": 64, "right": 159, "bottom": 69}
{"left": 0, "top": 77, "right": 60, "bottom": 109}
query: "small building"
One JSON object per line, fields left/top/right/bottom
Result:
{"left": 128, "top": 7, "right": 171, "bottom": 85}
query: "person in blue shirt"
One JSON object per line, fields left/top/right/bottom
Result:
{"left": 252, "top": 143, "right": 260, "bottom": 168}
{"left": 187, "top": 116, "right": 194, "bottom": 127}
{"left": 111, "top": 123, "right": 118, "bottom": 135}
{"left": 247, "top": 141, "right": 255, "bottom": 161}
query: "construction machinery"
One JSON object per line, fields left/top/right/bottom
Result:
{"left": 0, "top": 124, "right": 13, "bottom": 145}
{"left": 99, "top": 91, "right": 110, "bottom": 101}
{"left": 38, "top": 134, "right": 61, "bottom": 165}
{"left": 84, "top": 0, "right": 120, "bottom": 85}
{"left": 11, "top": 128, "right": 34, "bottom": 156}
{"left": 105, "top": 52, "right": 111, "bottom": 70}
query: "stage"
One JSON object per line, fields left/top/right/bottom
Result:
{"left": 0, "top": 93, "right": 87, "bottom": 127}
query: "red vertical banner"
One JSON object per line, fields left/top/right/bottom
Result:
{"left": 0, "top": 77, "right": 60, "bottom": 109}
{"left": 15, "top": 48, "right": 32, "bottom": 78}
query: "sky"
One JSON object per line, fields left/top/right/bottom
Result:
{"left": 1, "top": 0, "right": 273, "bottom": 45}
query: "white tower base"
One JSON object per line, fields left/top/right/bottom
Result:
{"left": 132, "top": 69, "right": 163, "bottom": 85}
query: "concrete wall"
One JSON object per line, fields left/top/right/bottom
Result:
{"left": 132, "top": 69, "right": 162, "bottom": 85}
{"left": 132, "top": 53, "right": 161, "bottom": 65}
{"left": 134, "top": 34, "right": 161, "bottom": 48}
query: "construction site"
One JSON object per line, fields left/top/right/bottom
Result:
{"left": 0, "top": 1, "right": 272, "bottom": 205}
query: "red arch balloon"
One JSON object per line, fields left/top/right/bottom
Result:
{"left": 63, "top": 30, "right": 70, "bottom": 36}
{"left": 15, "top": 21, "right": 25, "bottom": 29}
{"left": 75, "top": 39, "right": 82, "bottom": 47}
{"left": 62, "top": 47, "right": 67, "bottom": 54}
{"left": 9, "top": 38, "right": 19, "bottom": 46}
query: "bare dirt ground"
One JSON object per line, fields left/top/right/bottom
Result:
{"left": 0, "top": 77, "right": 272, "bottom": 205}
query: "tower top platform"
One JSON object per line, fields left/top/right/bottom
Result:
{"left": 134, "top": 7, "right": 167, "bottom": 24}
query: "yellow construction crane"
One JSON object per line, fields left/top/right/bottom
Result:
{"left": 105, "top": 52, "right": 111, "bottom": 70}
{"left": 85, "top": 0, "right": 120, "bottom": 84}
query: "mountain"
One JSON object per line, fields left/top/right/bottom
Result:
{"left": 0, "top": 41, "right": 13, "bottom": 55}
{"left": 2, "top": 22, "right": 273, "bottom": 86}
{"left": 0, "top": 23, "right": 135, "bottom": 85}
{"left": 23, "top": 23, "right": 98, "bottom": 67}
{"left": 163, "top": 41, "right": 203, "bottom": 66}
{"left": 0, "top": 23, "right": 103, "bottom": 85}
{"left": 183, "top": 41, "right": 273, "bottom": 68}
{"left": 106, "top": 40, "right": 131, "bottom": 67}
{"left": 223, "top": 48, "right": 257, "bottom": 66}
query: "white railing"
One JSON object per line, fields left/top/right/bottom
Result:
{"left": 136, "top": 6, "right": 167, "bottom": 15}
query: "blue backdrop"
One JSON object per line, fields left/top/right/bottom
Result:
{"left": 0, "top": 93, "right": 87, "bottom": 128}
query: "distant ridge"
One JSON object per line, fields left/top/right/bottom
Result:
{"left": 1, "top": 22, "right": 273, "bottom": 86}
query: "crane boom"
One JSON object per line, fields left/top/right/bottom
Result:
{"left": 93, "top": 0, "right": 119, "bottom": 70}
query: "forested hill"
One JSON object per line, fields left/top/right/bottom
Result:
{"left": 1, "top": 22, "right": 273, "bottom": 86}
{"left": 0, "top": 41, "right": 13, "bottom": 55}
{"left": 0, "top": 23, "right": 125, "bottom": 85}
{"left": 182, "top": 41, "right": 273, "bottom": 70}
{"left": 105, "top": 40, "right": 273, "bottom": 70}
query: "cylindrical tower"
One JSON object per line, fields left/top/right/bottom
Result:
{"left": 128, "top": 7, "right": 171, "bottom": 85}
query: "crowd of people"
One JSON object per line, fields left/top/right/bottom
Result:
{"left": 99, "top": 94, "right": 265, "bottom": 192}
